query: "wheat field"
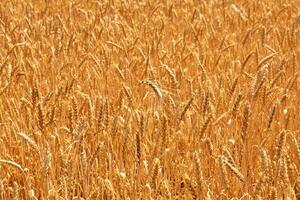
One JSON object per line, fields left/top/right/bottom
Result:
{"left": 0, "top": 0, "right": 299, "bottom": 199}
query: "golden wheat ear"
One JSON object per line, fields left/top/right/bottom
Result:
{"left": 1, "top": 0, "right": 299, "bottom": 199}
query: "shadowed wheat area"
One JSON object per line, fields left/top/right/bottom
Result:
{"left": 0, "top": 0, "right": 300, "bottom": 199}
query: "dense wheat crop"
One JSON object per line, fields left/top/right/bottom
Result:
{"left": 0, "top": 0, "right": 300, "bottom": 199}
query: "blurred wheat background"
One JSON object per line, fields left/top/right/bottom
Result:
{"left": 0, "top": 0, "right": 300, "bottom": 199}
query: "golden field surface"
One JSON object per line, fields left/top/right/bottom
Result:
{"left": 0, "top": 0, "right": 300, "bottom": 199}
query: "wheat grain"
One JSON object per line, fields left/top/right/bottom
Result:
{"left": 142, "top": 80, "right": 163, "bottom": 99}
{"left": 223, "top": 158, "right": 245, "bottom": 182}
{"left": 267, "top": 105, "right": 276, "bottom": 129}
{"left": 0, "top": 160, "right": 25, "bottom": 173}
{"left": 241, "top": 102, "right": 250, "bottom": 141}
{"left": 179, "top": 96, "right": 194, "bottom": 122}
{"left": 16, "top": 132, "right": 40, "bottom": 153}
